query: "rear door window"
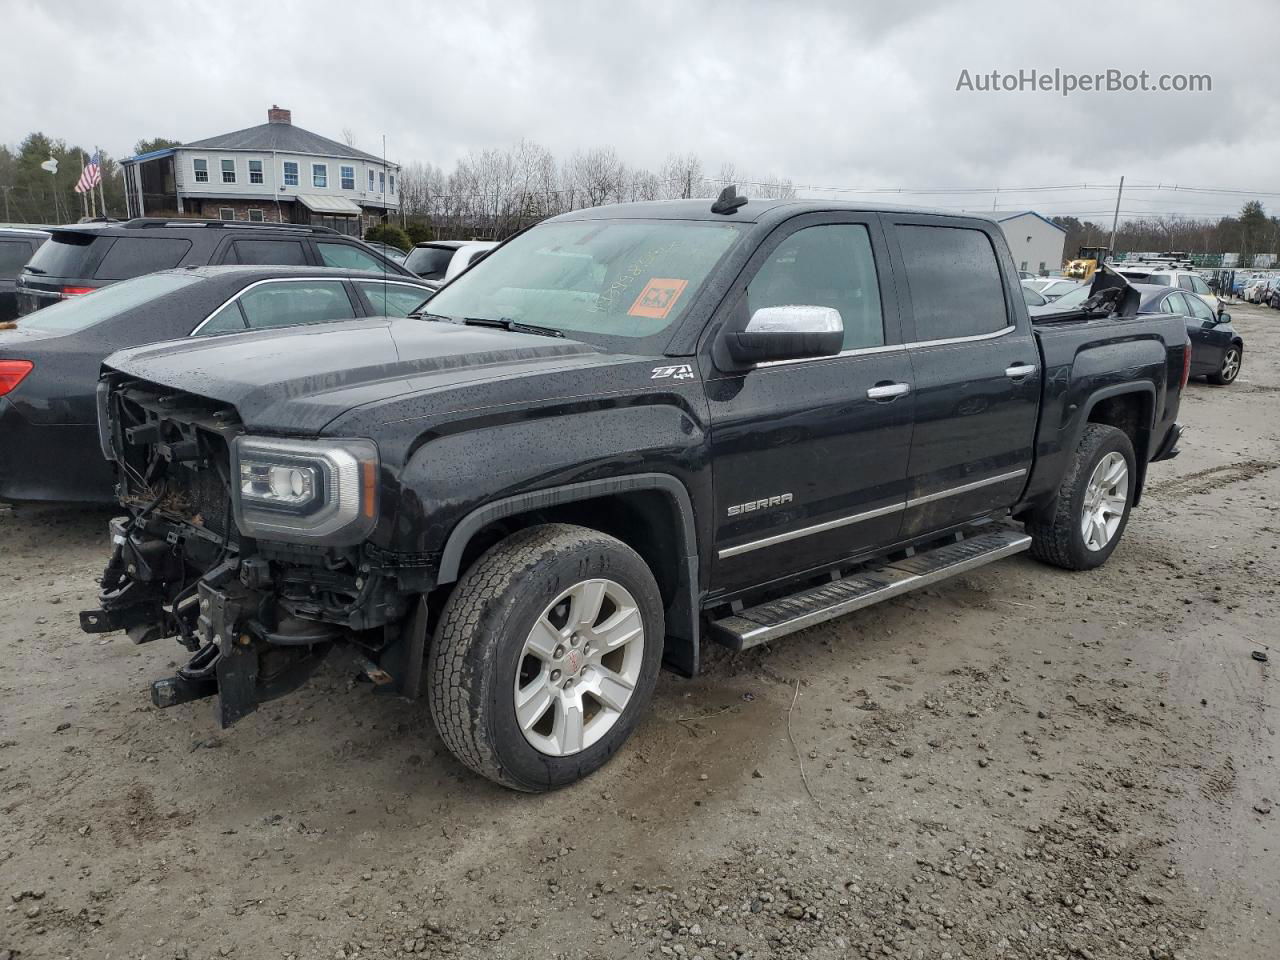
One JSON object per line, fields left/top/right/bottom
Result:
{"left": 236, "top": 280, "right": 357, "bottom": 330}
{"left": 354, "top": 280, "right": 432, "bottom": 317}
{"left": 746, "top": 224, "right": 884, "bottom": 350}
{"left": 896, "top": 225, "right": 1008, "bottom": 340}
{"left": 318, "top": 241, "right": 385, "bottom": 272}
{"left": 0, "top": 240, "right": 35, "bottom": 279}
{"left": 1189, "top": 275, "right": 1213, "bottom": 296}
{"left": 224, "top": 239, "right": 309, "bottom": 266}
{"left": 1161, "top": 292, "right": 1189, "bottom": 315}
{"left": 94, "top": 237, "right": 192, "bottom": 280}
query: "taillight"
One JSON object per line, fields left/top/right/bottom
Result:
{"left": 1180, "top": 343, "right": 1192, "bottom": 389}
{"left": 0, "top": 360, "right": 34, "bottom": 397}
{"left": 61, "top": 285, "right": 95, "bottom": 297}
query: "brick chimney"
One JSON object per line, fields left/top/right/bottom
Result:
{"left": 267, "top": 104, "right": 292, "bottom": 125}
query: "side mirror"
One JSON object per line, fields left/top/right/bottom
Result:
{"left": 725, "top": 306, "right": 844, "bottom": 366}
{"left": 1217, "top": 312, "right": 1231, "bottom": 324}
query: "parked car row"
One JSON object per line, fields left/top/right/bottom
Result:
{"left": 1242, "top": 275, "right": 1280, "bottom": 305}
{"left": 0, "top": 266, "right": 436, "bottom": 501}
{"left": 13, "top": 218, "right": 415, "bottom": 315}
{"left": 1, "top": 217, "right": 516, "bottom": 502}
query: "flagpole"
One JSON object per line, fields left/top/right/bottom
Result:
{"left": 78, "top": 150, "right": 89, "bottom": 219}
{"left": 96, "top": 146, "right": 107, "bottom": 219}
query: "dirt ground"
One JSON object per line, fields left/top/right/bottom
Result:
{"left": 2, "top": 305, "right": 1277, "bottom": 960}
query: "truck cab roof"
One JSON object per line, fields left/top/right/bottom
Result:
{"left": 548, "top": 197, "right": 989, "bottom": 226}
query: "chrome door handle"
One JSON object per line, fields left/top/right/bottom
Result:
{"left": 866, "top": 382, "right": 911, "bottom": 400}
{"left": 1005, "top": 364, "right": 1037, "bottom": 379}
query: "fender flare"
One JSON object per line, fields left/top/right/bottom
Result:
{"left": 1071, "top": 381, "right": 1157, "bottom": 503}
{"left": 1073, "top": 382, "right": 1156, "bottom": 448}
{"left": 436, "top": 472, "right": 704, "bottom": 676}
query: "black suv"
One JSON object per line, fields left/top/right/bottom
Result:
{"left": 15, "top": 218, "right": 413, "bottom": 315}
{"left": 0, "top": 227, "right": 50, "bottom": 321}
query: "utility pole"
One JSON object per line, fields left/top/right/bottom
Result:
{"left": 1108, "top": 176, "right": 1125, "bottom": 259}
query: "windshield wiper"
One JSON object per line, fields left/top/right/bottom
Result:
{"left": 23, "top": 266, "right": 46, "bottom": 275}
{"left": 462, "top": 316, "right": 564, "bottom": 338}
{"left": 408, "top": 310, "right": 454, "bottom": 322}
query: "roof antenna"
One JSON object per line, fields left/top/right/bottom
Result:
{"left": 711, "top": 184, "right": 748, "bottom": 215}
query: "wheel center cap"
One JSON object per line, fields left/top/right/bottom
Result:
{"left": 565, "top": 649, "right": 583, "bottom": 676}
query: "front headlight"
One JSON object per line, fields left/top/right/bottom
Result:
{"left": 231, "top": 436, "right": 379, "bottom": 544}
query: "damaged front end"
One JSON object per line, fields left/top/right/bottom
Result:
{"left": 81, "top": 374, "right": 417, "bottom": 727}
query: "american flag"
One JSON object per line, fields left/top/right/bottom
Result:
{"left": 74, "top": 151, "right": 101, "bottom": 194}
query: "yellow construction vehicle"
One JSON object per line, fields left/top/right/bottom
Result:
{"left": 1063, "top": 245, "right": 1110, "bottom": 281}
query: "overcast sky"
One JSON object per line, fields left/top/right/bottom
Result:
{"left": 6, "top": 0, "right": 1279, "bottom": 221}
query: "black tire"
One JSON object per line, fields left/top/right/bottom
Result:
{"left": 1207, "top": 343, "right": 1242, "bottom": 385}
{"left": 1026, "top": 423, "right": 1136, "bottom": 571}
{"left": 427, "top": 523, "right": 665, "bottom": 791}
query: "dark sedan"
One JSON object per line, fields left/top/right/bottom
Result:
{"left": 1133, "top": 284, "right": 1244, "bottom": 385}
{"left": 1032, "top": 280, "right": 1243, "bottom": 385}
{"left": 0, "top": 266, "right": 435, "bottom": 502}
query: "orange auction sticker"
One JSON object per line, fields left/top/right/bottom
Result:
{"left": 628, "top": 278, "right": 688, "bottom": 319}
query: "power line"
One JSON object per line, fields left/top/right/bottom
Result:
{"left": 709, "top": 177, "right": 1280, "bottom": 199}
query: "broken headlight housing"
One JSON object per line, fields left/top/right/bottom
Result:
{"left": 231, "top": 436, "right": 379, "bottom": 545}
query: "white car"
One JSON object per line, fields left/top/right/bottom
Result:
{"left": 1243, "top": 276, "right": 1274, "bottom": 304}
{"left": 403, "top": 240, "right": 499, "bottom": 283}
{"left": 1116, "top": 265, "right": 1223, "bottom": 314}
{"left": 1022, "top": 277, "right": 1082, "bottom": 302}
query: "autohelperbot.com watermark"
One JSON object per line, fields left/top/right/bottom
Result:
{"left": 955, "top": 68, "right": 1211, "bottom": 96}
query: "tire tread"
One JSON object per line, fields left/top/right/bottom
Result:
{"left": 428, "top": 523, "right": 657, "bottom": 791}
{"left": 1027, "top": 423, "right": 1132, "bottom": 571}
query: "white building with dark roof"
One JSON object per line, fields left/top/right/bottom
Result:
{"left": 993, "top": 211, "right": 1067, "bottom": 276}
{"left": 120, "top": 106, "right": 398, "bottom": 235}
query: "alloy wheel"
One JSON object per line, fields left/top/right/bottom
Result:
{"left": 513, "top": 578, "right": 645, "bottom": 756}
{"left": 1221, "top": 349, "right": 1241, "bottom": 382}
{"left": 1080, "top": 452, "right": 1128, "bottom": 552}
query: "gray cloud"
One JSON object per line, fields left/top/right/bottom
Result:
{"left": 5, "top": 0, "right": 1278, "bottom": 220}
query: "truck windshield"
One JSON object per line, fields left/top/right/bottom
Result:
{"left": 424, "top": 219, "right": 745, "bottom": 345}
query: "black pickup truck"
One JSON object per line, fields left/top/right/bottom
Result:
{"left": 84, "top": 192, "right": 1188, "bottom": 791}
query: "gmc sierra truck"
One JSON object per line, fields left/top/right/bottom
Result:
{"left": 83, "top": 191, "right": 1188, "bottom": 791}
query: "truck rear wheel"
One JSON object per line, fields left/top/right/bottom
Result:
{"left": 1027, "top": 423, "right": 1135, "bottom": 571}
{"left": 427, "top": 523, "right": 665, "bottom": 791}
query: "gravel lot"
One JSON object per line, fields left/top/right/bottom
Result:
{"left": 2, "top": 305, "right": 1277, "bottom": 960}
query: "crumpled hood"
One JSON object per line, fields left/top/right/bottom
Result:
{"left": 103, "top": 317, "right": 603, "bottom": 434}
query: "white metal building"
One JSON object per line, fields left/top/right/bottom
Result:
{"left": 995, "top": 211, "right": 1067, "bottom": 276}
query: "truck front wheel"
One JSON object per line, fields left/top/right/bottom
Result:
{"left": 427, "top": 523, "right": 665, "bottom": 791}
{"left": 1027, "top": 423, "right": 1136, "bottom": 571}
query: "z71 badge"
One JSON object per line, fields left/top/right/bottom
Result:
{"left": 650, "top": 364, "right": 695, "bottom": 381}
{"left": 727, "top": 493, "right": 793, "bottom": 517}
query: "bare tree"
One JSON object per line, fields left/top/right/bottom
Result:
{"left": 660, "top": 153, "right": 704, "bottom": 199}
{"left": 567, "top": 147, "right": 624, "bottom": 208}
{"left": 393, "top": 140, "right": 814, "bottom": 241}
